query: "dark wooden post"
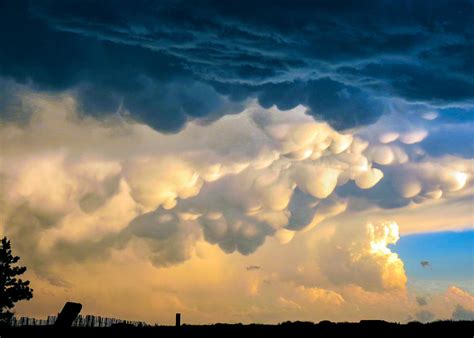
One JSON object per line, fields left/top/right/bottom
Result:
{"left": 175, "top": 313, "right": 181, "bottom": 327}
{"left": 54, "top": 302, "right": 82, "bottom": 327}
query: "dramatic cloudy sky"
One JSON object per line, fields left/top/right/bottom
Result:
{"left": 1, "top": 0, "right": 473, "bottom": 324}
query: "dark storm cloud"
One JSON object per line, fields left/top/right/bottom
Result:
{"left": 0, "top": 0, "right": 473, "bottom": 132}
{"left": 341, "top": 62, "right": 474, "bottom": 103}
{"left": 0, "top": 1, "right": 244, "bottom": 132}
{"left": 256, "top": 79, "right": 383, "bottom": 130}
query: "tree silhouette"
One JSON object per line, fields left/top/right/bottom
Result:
{"left": 0, "top": 237, "right": 33, "bottom": 326}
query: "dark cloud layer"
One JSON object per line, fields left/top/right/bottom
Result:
{"left": 0, "top": 1, "right": 243, "bottom": 132}
{"left": 0, "top": 0, "right": 473, "bottom": 133}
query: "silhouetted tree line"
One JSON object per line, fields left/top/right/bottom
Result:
{"left": 0, "top": 320, "right": 473, "bottom": 338}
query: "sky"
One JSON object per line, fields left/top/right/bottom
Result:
{"left": 0, "top": 0, "right": 473, "bottom": 324}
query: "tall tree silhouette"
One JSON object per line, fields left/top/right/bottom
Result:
{"left": 0, "top": 237, "right": 33, "bottom": 326}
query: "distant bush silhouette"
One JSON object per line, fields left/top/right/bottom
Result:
{"left": 0, "top": 237, "right": 33, "bottom": 326}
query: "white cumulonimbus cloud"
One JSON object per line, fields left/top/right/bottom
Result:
{"left": 317, "top": 220, "right": 407, "bottom": 291}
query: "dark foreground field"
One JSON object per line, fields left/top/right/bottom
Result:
{"left": 1, "top": 321, "right": 473, "bottom": 338}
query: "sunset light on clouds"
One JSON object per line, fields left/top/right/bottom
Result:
{"left": 0, "top": 0, "right": 473, "bottom": 325}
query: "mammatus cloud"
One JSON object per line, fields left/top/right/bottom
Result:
{"left": 1, "top": 91, "right": 472, "bottom": 275}
{"left": 0, "top": 92, "right": 382, "bottom": 267}
{"left": 1, "top": 0, "right": 473, "bottom": 326}
{"left": 337, "top": 112, "right": 473, "bottom": 209}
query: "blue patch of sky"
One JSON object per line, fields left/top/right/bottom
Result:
{"left": 390, "top": 230, "right": 474, "bottom": 293}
